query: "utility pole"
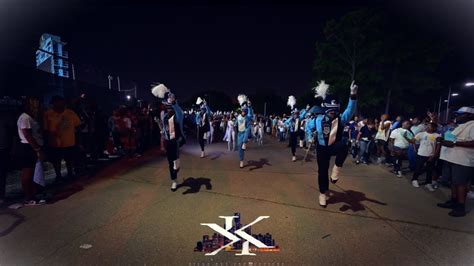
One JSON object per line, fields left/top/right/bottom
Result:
{"left": 117, "top": 76, "right": 121, "bottom": 91}
{"left": 437, "top": 95, "right": 442, "bottom": 119}
{"left": 71, "top": 63, "right": 76, "bottom": 80}
{"left": 264, "top": 102, "right": 267, "bottom": 118}
{"left": 108, "top": 75, "right": 113, "bottom": 90}
{"left": 445, "top": 85, "right": 451, "bottom": 123}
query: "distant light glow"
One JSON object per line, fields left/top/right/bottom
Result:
{"left": 451, "top": 93, "right": 459, "bottom": 96}
{"left": 444, "top": 100, "right": 448, "bottom": 102}
{"left": 465, "top": 82, "right": 474, "bottom": 87}
{"left": 126, "top": 95, "right": 131, "bottom": 100}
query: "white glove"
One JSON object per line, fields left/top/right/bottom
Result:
{"left": 350, "top": 80, "right": 358, "bottom": 95}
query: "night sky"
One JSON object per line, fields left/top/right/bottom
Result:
{"left": 1, "top": 0, "right": 474, "bottom": 101}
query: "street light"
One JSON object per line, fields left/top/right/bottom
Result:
{"left": 445, "top": 82, "right": 474, "bottom": 122}
{"left": 126, "top": 95, "right": 131, "bottom": 101}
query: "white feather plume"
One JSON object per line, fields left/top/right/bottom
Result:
{"left": 287, "top": 95, "right": 296, "bottom": 109}
{"left": 237, "top": 94, "right": 248, "bottom": 106}
{"left": 196, "top": 97, "right": 204, "bottom": 105}
{"left": 151, "top": 84, "right": 169, "bottom": 98}
{"left": 312, "top": 80, "right": 330, "bottom": 99}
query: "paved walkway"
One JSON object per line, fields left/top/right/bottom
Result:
{"left": 0, "top": 138, "right": 473, "bottom": 265}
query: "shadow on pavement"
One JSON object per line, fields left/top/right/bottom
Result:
{"left": 210, "top": 152, "right": 226, "bottom": 161}
{"left": 246, "top": 158, "right": 272, "bottom": 171}
{"left": 48, "top": 184, "right": 84, "bottom": 204}
{"left": 177, "top": 177, "right": 212, "bottom": 195}
{"left": 0, "top": 211, "right": 25, "bottom": 237}
{"left": 303, "top": 152, "right": 316, "bottom": 162}
{"left": 327, "top": 189, "right": 387, "bottom": 212}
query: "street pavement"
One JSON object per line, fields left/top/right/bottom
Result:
{"left": 1, "top": 137, "right": 474, "bottom": 265}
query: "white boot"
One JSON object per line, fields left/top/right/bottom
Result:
{"left": 242, "top": 143, "right": 246, "bottom": 150}
{"left": 200, "top": 151, "right": 205, "bottom": 158}
{"left": 240, "top": 161, "right": 244, "bottom": 168}
{"left": 171, "top": 180, "right": 177, "bottom": 191}
{"left": 173, "top": 159, "right": 180, "bottom": 170}
{"left": 330, "top": 165, "right": 341, "bottom": 184}
{"left": 319, "top": 193, "right": 327, "bottom": 207}
{"left": 299, "top": 140, "right": 304, "bottom": 148}
{"left": 292, "top": 156, "right": 296, "bottom": 162}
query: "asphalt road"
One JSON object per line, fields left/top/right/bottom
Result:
{"left": 1, "top": 137, "right": 473, "bottom": 265}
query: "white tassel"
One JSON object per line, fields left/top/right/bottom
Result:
{"left": 237, "top": 94, "right": 248, "bottom": 106}
{"left": 287, "top": 95, "right": 296, "bottom": 109}
{"left": 151, "top": 84, "right": 169, "bottom": 98}
{"left": 312, "top": 80, "right": 330, "bottom": 99}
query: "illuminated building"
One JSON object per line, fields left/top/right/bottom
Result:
{"left": 35, "top": 33, "right": 69, "bottom": 78}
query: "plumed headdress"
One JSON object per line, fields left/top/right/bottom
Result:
{"left": 287, "top": 95, "right": 298, "bottom": 114}
{"left": 237, "top": 94, "right": 249, "bottom": 112}
{"left": 151, "top": 83, "right": 169, "bottom": 98}
{"left": 196, "top": 97, "right": 204, "bottom": 105}
{"left": 196, "top": 96, "right": 208, "bottom": 110}
{"left": 311, "top": 80, "right": 340, "bottom": 114}
{"left": 151, "top": 83, "right": 175, "bottom": 106}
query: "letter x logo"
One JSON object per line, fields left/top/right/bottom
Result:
{"left": 200, "top": 216, "right": 273, "bottom": 256}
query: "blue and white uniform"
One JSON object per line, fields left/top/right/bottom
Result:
{"left": 237, "top": 107, "right": 253, "bottom": 162}
{"left": 305, "top": 97, "right": 357, "bottom": 195}
{"left": 160, "top": 102, "right": 185, "bottom": 183}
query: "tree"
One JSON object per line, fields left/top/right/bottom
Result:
{"left": 314, "top": 9, "right": 385, "bottom": 114}
{"left": 313, "top": 8, "right": 448, "bottom": 117}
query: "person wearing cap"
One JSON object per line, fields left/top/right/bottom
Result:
{"left": 437, "top": 106, "right": 474, "bottom": 217}
{"left": 151, "top": 84, "right": 185, "bottom": 191}
{"left": 305, "top": 80, "right": 358, "bottom": 207}
{"left": 236, "top": 94, "right": 253, "bottom": 168}
{"left": 195, "top": 97, "right": 211, "bottom": 158}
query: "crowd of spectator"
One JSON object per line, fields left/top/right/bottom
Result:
{"left": 1, "top": 95, "right": 473, "bottom": 217}
{"left": 0, "top": 95, "right": 160, "bottom": 206}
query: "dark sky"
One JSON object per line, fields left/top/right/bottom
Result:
{"left": 1, "top": 0, "right": 474, "bottom": 101}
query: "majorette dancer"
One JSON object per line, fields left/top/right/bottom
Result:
{"left": 151, "top": 83, "right": 185, "bottom": 191}
{"left": 236, "top": 94, "right": 253, "bottom": 168}
{"left": 305, "top": 81, "right": 358, "bottom": 207}
{"left": 195, "top": 97, "right": 211, "bottom": 158}
{"left": 223, "top": 113, "right": 236, "bottom": 151}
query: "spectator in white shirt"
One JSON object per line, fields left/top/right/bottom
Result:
{"left": 389, "top": 120, "right": 413, "bottom": 177}
{"left": 405, "top": 122, "right": 440, "bottom": 190}
{"left": 375, "top": 114, "right": 391, "bottom": 164}
{"left": 437, "top": 107, "right": 474, "bottom": 217}
{"left": 15, "top": 98, "right": 46, "bottom": 205}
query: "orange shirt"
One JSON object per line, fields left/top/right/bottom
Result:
{"left": 43, "top": 109, "right": 81, "bottom": 147}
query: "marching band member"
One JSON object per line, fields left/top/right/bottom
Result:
{"left": 306, "top": 81, "right": 358, "bottom": 207}
{"left": 285, "top": 96, "right": 301, "bottom": 162}
{"left": 195, "top": 97, "right": 211, "bottom": 158}
{"left": 151, "top": 83, "right": 185, "bottom": 191}
{"left": 236, "top": 94, "right": 253, "bottom": 168}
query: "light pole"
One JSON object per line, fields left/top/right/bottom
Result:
{"left": 445, "top": 85, "right": 452, "bottom": 123}
{"left": 108, "top": 75, "right": 113, "bottom": 90}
